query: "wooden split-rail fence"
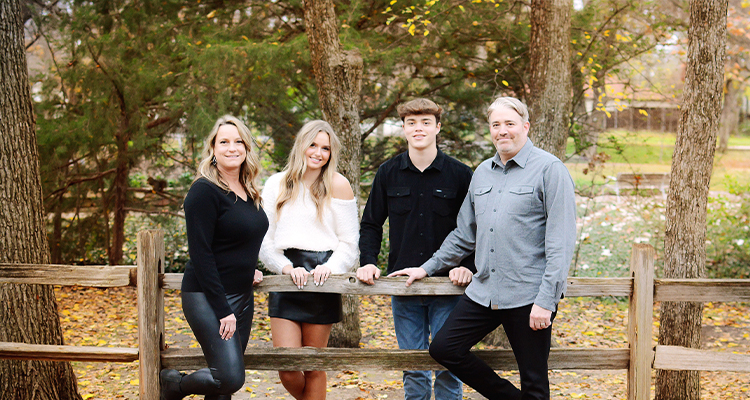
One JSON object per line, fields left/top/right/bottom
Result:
{"left": 1, "top": 230, "right": 749, "bottom": 400}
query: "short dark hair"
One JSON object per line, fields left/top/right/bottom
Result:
{"left": 397, "top": 98, "right": 443, "bottom": 124}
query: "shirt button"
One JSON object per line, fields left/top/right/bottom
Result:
{"left": 420, "top": 193, "right": 424, "bottom": 197}
{"left": 490, "top": 228, "right": 494, "bottom": 232}
{"left": 490, "top": 249, "right": 495, "bottom": 252}
{"left": 503, "top": 170, "right": 508, "bottom": 175}
{"left": 491, "top": 269, "right": 495, "bottom": 273}
{"left": 493, "top": 209, "right": 497, "bottom": 212}
{"left": 419, "top": 232, "right": 424, "bottom": 236}
{"left": 498, "top": 189, "right": 502, "bottom": 193}
{"left": 419, "top": 213, "right": 424, "bottom": 217}
{"left": 420, "top": 252, "right": 424, "bottom": 256}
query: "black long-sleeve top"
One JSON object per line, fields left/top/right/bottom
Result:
{"left": 359, "top": 150, "right": 475, "bottom": 275}
{"left": 182, "top": 178, "right": 269, "bottom": 319}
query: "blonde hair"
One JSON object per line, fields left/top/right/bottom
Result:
{"left": 194, "top": 115, "right": 263, "bottom": 207}
{"left": 487, "top": 97, "right": 529, "bottom": 123}
{"left": 275, "top": 120, "right": 341, "bottom": 220}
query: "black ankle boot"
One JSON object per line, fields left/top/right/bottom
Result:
{"left": 159, "top": 369, "right": 186, "bottom": 400}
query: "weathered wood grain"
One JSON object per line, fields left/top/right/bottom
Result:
{"left": 654, "top": 279, "right": 750, "bottom": 302}
{"left": 627, "top": 244, "right": 655, "bottom": 400}
{"left": 137, "top": 230, "right": 164, "bottom": 400}
{"left": 160, "top": 347, "right": 630, "bottom": 371}
{"left": 0, "top": 341, "right": 138, "bottom": 363}
{"left": 0, "top": 263, "right": 135, "bottom": 287}
{"left": 164, "top": 273, "right": 634, "bottom": 298}
{"left": 654, "top": 345, "right": 750, "bottom": 372}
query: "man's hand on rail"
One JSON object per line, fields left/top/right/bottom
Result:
{"left": 388, "top": 267, "right": 427, "bottom": 287}
{"left": 219, "top": 313, "right": 237, "bottom": 340}
{"left": 449, "top": 267, "right": 472, "bottom": 286}
{"left": 356, "top": 264, "right": 381, "bottom": 285}
{"left": 253, "top": 269, "right": 263, "bottom": 285}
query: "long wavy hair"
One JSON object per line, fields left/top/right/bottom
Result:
{"left": 275, "top": 120, "right": 341, "bottom": 220}
{"left": 194, "top": 115, "right": 262, "bottom": 207}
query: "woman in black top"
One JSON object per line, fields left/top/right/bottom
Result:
{"left": 160, "top": 115, "right": 268, "bottom": 400}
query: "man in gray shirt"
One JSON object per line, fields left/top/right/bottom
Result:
{"left": 389, "top": 97, "right": 576, "bottom": 399}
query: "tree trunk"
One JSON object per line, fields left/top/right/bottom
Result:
{"left": 0, "top": 1, "right": 82, "bottom": 399}
{"left": 303, "top": 0, "right": 364, "bottom": 348}
{"left": 655, "top": 0, "right": 727, "bottom": 399}
{"left": 527, "top": 0, "right": 572, "bottom": 159}
{"left": 109, "top": 136, "right": 129, "bottom": 265}
{"left": 717, "top": 78, "right": 741, "bottom": 153}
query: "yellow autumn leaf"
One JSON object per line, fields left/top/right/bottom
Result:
{"left": 206, "top": 10, "right": 216, "bottom": 19}
{"left": 502, "top": 80, "right": 509, "bottom": 86}
{"left": 408, "top": 24, "right": 416, "bottom": 36}
{"left": 423, "top": 30, "right": 430, "bottom": 36}
{"left": 639, "top": 109, "right": 648, "bottom": 116}
{"left": 130, "top": 379, "right": 139, "bottom": 386}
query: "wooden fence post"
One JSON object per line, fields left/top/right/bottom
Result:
{"left": 627, "top": 244, "right": 655, "bottom": 400}
{"left": 138, "top": 230, "right": 165, "bottom": 400}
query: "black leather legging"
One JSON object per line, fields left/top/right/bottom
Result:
{"left": 180, "top": 291, "right": 254, "bottom": 400}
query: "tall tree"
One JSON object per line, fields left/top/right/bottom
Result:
{"left": 527, "top": 0, "right": 572, "bottom": 159}
{"left": 303, "top": 0, "right": 364, "bottom": 348}
{"left": 655, "top": 0, "right": 727, "bottom": 399}
{"left": 0, "top": 0, "right": 81, "bottom": 398}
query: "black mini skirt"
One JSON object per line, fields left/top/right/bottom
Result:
{"left": 268, "top": 248, "right": 343, "bottom": 324}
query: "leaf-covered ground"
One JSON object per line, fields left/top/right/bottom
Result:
{"left": 56, "top": 286, "right": 750, "bottom": 399}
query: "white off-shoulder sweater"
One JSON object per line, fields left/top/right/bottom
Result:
{"left": 259, "top": 172, "right": 359, "bottom": 275}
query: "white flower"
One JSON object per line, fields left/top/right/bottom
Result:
{"left": 735, "top": 239, "right": 745, "bottom": 246}
{"left": 634, "top": 237, "right": 649, "bottom": 243}
{"left": 580, "top": 264, "right": 590, "bottom": 270}
{"left": 601, "top": 248, "right": 612, "bottom": 257}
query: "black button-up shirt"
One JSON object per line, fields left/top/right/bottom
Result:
{"left": 359, "top": 150, "right": 475, "bottom": 275}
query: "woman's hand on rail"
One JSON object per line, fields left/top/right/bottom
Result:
{"left": 312, "top": 265, "right": 331, "bottom": 286}
{"left": 253, "top": 269, "right": 263, "bottom": 285}
{"left": 219, "top": 313, "right": 237, "bottom": 340}
{"left": 282, "top": 265, "right": 310, "bottom": 289}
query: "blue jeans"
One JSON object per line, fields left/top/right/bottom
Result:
{"left": 392, "top": 295, "right": 463, "bottom": 400}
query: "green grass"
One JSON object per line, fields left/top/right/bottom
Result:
{"left": 566, "top": 130, "right": 750, "bottom": 192}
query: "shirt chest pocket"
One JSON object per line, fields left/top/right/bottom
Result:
{"left": 387, "top": 187, "right": 412, "bottom": 215}
{"left": 473, "top": 185, "right": 493, "bottom": 216}
{"left": 432, "top": 188, "right": 457, "bottom": 216}
{"left": 506, "top": 185, "right": 535, "bottom": 215}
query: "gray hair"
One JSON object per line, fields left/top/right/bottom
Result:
{"left": 487, "top": 97, "right": 529, "bottom": 123}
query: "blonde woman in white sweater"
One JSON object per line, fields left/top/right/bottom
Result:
{"left": 259, "top": 120, "right": 359, "bottom": 400}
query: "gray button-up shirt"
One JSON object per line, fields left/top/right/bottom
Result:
{"left": 421, "top": 140, "right": 576, "bottom": 311}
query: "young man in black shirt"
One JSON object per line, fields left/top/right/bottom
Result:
{"left": 357, "top": 98, "right": 474, "bottom": 400}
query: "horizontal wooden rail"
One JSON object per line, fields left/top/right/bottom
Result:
{"left": 4, "top": 265, "right": 747, "bottom": 302}
{"left": 0, "top": 342, "right": 138, "bottom": 363}
{"left": 165, "top": 273, "right": 634, "bottom": 297}
{"left": 0, "top": 263, "right": 135, "bottom": 287}
{"left": 653, "top": 345, "right": 750, "bottom": 372}
{"left": 654, "top": 279, "right": 750, "bottom": 302}
{"left": 161, "top": 347, "right": 631, "bottom": 371}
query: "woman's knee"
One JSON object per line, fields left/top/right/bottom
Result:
{"left": 304, "top": 370, "right": 326, "bottom": 381}
{"left": 278, "top": 370, "right": 302, "bottom": 384}
{"left": 212, "top": 366, "right": 245, "bottom": 394}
